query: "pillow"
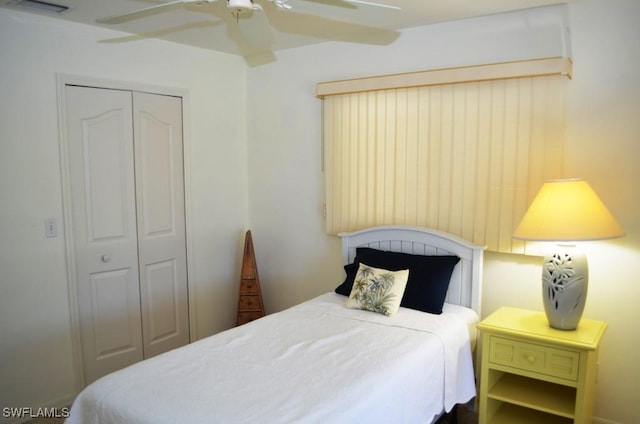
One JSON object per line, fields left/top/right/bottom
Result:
{"left": 345, "top": 263, "right": 409, "bottom": 316}
{"left": 335, "top": 263, "right": 358, "bottom": 297}
{"left": 336, "top": 247, "right": 460, "bottom": 314}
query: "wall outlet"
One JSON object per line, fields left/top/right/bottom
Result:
{"left": 45, "top": 218, "right": 57, "bottom": 238}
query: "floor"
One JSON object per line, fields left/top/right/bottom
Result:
{"left": 23, "top": 404, "right": 479, "bottom": 423}
{"left": 439, "top": 404, "right": 479, "bottom": 424}
{"left": 23, "top": 418, "right": 64, "bottom": 424}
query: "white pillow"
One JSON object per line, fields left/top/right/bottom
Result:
{"left": 345, "top": 263, "right": 409, "bottom": 316}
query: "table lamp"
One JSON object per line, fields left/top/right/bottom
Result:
{"left": 513, "top": 179, "right": 624, "bottom": 330}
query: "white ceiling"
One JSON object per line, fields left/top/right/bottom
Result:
{"left": 3, "top": 0, "right": 567, "bottom": 63}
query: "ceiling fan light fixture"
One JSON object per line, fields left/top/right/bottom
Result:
{"left": 227, "top": 0, "right": 253, "bottom": 14}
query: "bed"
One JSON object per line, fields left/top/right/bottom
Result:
{"left": 66, "top": 226, "right": 485, "bottom": 424}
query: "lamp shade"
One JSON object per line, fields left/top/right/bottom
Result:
{"left": 513, "top": 179, "right": 624, "bottom": 241}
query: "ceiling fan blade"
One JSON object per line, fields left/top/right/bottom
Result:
{"left": 97, "top": 20, "right": 224, "bottom": 44}
{"left": 269, "top": 7, "right": 400, "bottom": 46}
{"left": 96, "top": 0, "right": 216, "bottom": 24}
{"left": 235, "top": 5, "right": 275, "bottom": 50}
{"left": 343, "top": 0, "right": 399, "bottom": 10}
{"left": 293, "top": 0, "right": 399, "bottom": 11}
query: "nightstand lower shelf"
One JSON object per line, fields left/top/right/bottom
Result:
{"left": 489, "top": 404, "right": 572, "bottom": 424}
{"left": 488, "top": 373, "right": 576, "bottom": 417}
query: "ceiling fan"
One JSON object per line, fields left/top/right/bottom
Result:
{"left": 95, "top": 0, "right": 400, "bottom": 55}
{"left": 96, "top": 0, "right": 399, "bottom": 24}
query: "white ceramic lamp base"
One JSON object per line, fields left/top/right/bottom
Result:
{"left": 541, "top": 245, "right": 588, "bottom": 330}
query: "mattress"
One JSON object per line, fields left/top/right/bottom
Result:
{"left": 442, "top": 301, "right": 479, "bottom": 351}
{"left": 67, "top": 292, "right": 477, "bottom": 424}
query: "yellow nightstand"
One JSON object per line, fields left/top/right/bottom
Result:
{"left": 477, "top": 307, "right": 607, "bottom": 424}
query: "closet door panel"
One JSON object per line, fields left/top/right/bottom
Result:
{"left": 133, "top": 92, "right": 189, "bottom": 358}
{"left": 90, "top": 268, "right": 141, "bottom": 358}
{"left": 65, "top": 85, "right": 144, "bottom": 385}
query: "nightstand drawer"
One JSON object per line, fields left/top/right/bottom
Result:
{"left": 489, "top": 336, "right": 580, "bottom": 381}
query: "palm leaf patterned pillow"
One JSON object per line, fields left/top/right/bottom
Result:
{"left": 345, "top": 263, "right": 409, "bottom": 316}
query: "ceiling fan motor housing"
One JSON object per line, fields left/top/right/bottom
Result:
{"left": 227, "top": 0, "right": 253, "bottom": 14}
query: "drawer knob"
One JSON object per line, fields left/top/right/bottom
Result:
{"left": 526, "top": 355, "right": 536, "bottom": 363}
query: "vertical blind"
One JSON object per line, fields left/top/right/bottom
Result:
{"left": 320, "top": 59, "right": 571, "bottom": 254}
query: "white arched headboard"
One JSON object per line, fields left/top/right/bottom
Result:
{"left": 339, "top": 226, "right": 485, "bottom": 316}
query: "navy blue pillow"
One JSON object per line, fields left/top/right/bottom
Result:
{"left": 335, "top": 247, "right": 460, "bottom": 314}
{"left": 335, "top": 263, "right": 358, "bottom": 297}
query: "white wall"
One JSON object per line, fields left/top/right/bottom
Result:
{"left": 0, "top": 8, "right": 249, "bottom": 420}
{"left": 1, "top": 1, "right": 638, "bottom": 423}
{"left": 247, "top": 1, "right": 640, "bottom": 423}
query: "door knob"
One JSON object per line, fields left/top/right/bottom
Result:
{"left": 101, "top": 254, "right": 111, "bottom": 263}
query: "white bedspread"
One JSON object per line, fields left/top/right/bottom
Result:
{"left": 67, "top": 293, "right": 476, "bottom": 424}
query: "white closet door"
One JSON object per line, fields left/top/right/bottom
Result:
{"left": 66, "top": 86, "right": 143, "bottom": 384}
{"left": 65, "top": 86, "right": 189, "bottom": 385}
{"left": 133, "top": 92, "right": 189, "bottom": 359}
